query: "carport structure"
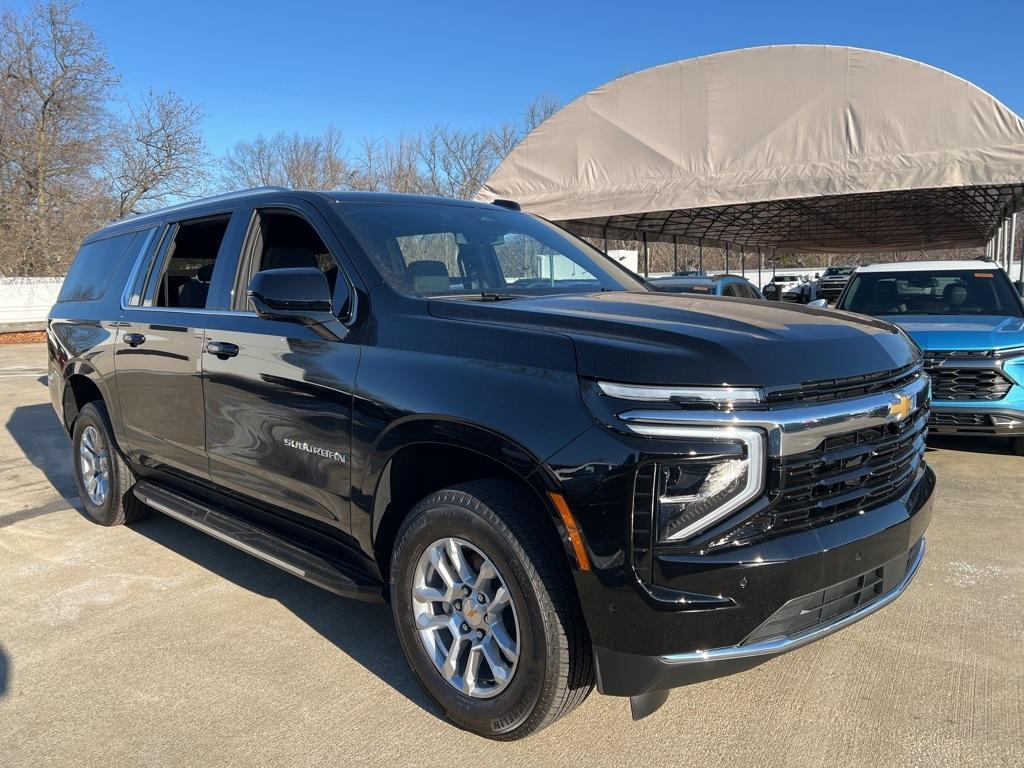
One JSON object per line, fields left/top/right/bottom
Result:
{"left": 477, "top": 46, "right": 1024, "bottom": 275}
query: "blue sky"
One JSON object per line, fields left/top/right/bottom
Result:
{"left": 58, "top": 0, "right": 1024, "bottom": 157}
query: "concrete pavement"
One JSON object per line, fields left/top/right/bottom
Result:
{"left": 1, "top": 343, "right": 1021, "bottom": 767}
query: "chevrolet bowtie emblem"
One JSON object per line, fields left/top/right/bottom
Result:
{"left": 888, "top": 393, "right": 913, "bottom": 422}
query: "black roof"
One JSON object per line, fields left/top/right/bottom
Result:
{"left": 86, "top": 187, "right": 503, "bottom": 242}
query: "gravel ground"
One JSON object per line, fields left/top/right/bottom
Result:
{"left": 1, "top": 343, "right": 1021, "bottom": 767}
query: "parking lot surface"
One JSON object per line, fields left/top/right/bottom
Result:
{"left": 1, "top": 343, "right": 1021, "bottom": 767}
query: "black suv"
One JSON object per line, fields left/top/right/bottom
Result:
{"left": 48, "top": 188, "right": 935, "bottom": 740}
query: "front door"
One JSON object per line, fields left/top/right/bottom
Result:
{"left": 201, "top": 204, "right": 360, "bottom": 532}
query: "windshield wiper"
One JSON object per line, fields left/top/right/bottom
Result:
{"left": 479, "top": 292, "right": 524, "bottom": 301}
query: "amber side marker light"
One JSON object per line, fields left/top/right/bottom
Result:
{"left": 548, "top": 492, "right": 592, "bottom": 572}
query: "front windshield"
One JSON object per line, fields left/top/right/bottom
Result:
{"left": 335, "top": 201, "right": 646, "bottom": 298}
{"left": 837, "top": 269, "right": 1024, "bottom": 317}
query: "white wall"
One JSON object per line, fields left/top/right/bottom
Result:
{"left": 0, "top": 277, "right": 62, "bottom": 324}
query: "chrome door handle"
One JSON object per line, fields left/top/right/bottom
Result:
{"left": 205, "top": 341, "right": 239, "bottom": 359}
{"left": 123, "top": 332, "right": 146, "bottom": 347}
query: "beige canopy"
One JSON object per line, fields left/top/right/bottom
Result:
{"left": 477, "top": 46, "right": 1024, "bottom": 252}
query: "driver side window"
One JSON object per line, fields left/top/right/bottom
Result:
{"left": 236, "top": 210, "right": 341, "bottom": 310}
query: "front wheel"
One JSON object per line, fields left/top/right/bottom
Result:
{"left": 390, "top": 480, "right": 593, "bottom": 740}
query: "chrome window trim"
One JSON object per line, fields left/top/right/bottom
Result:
{"left": 660, "top": 538, "right": 926, "bottom": 665}
{"left": 619, "top": 373, "right": 930, "bottom": 457}
{"left": 119, "top": 227, "right": 160, "bottom": 310}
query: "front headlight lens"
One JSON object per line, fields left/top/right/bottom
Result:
{"left": 654, "top": 427, "right": 765, "bottom": 542}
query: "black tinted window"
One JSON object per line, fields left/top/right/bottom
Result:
{"left": 58, "top": 232, "right": 139, "bottom": 302}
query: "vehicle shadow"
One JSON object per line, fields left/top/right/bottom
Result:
{"left": 3, "top": 403, "right": 81, "bottom": 528}
{"left": 128, "top": 514, "right": 443, "bottom": 721}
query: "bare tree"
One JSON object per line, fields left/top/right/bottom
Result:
{"left": 220, "top": 126, "right": 354, "bottom": 191}
{"left": 522, "top": 92, "right": 562, "bottom": 133}
{"left": 108, "top": 89, "right": 209, "bottom": 216}
{"left": 0, "top": 0, "right": 117, "bottom": 275}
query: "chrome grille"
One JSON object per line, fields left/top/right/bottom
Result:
{"left": 720, "top": 405, "right": 928, "bottom": 545}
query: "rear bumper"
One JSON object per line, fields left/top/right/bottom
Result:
{"left": 589, "top": 464, "right": 935, "bottom": 697}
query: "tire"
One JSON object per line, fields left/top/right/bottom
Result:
{"left": 1010, "top": 436, "right": 1024, "bottom": 456}
{"left": 71, "top": 401, "right": 148, "bottom": 526}
{"left": 390, "top": 479, "right": 594, "bottom": 740}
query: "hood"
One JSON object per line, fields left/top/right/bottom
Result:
{"left": 429, "top": 292, "right": 917, "bottom": 387}
{"left": 881, "top": 315, "right": 1024, "bottom": 353}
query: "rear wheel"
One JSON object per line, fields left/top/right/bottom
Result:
{"left": 390, "top": 480, "right": 593, "bottom": 740}
{"left": 72, "top": 401, "right": 148, "bottom": 526}
{"left": 1011, "top": 436, "right": 1024, "bottom": 456}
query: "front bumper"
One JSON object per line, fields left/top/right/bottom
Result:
{"left": 588, "top": 464, "right": 935, "bottom": 697}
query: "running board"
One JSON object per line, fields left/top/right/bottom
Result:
{"left": 133, "top": 480, "right": 383, "bottom": 602}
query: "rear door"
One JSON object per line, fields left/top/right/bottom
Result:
{"left": 115, "top": 210, "right": 242, "bottom": 480}
{"left": 200, "top": 201, "right": 361, "bottom": 533}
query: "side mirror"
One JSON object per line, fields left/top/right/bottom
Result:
{"left": 247, "top": 268, "right": 345, "bottom": 339}
{"left": 807, "top": 298, "right": 829, "bottom": 309}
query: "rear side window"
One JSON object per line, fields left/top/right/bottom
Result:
{"left": 147, "top": 215, "right": 231, "bottom": 309}
{"left": 58, "top": 232, "right": 138, "bottom": 303}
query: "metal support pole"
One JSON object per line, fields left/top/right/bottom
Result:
{"left": 999, "top": 220, "right": 1007, "bottom": 271}
{"left": 757, "top": 246, "right": 762, "bottom": 290}
{"left": 1009, "top": 218, "right": 1015, "bottom": 273}
{"left": 698, "top": 239, "right": 704, "bottom": 273}
{"left": 1013, "top": 212, "right": 1022, "bottom": 285}
{"left": 642, "top": 232, "right": 649, "bottom": 279}
{"left": 740, "top": 246, "right": 746, "bottom": 277}
{"left": 725, "top": 243, "right": 730, "bottom": 274}
{"left": 602, "top": 225, "right": 608, "bottom": 255}
{"left": 673, "top": 237, "right": 679, "bottom": 274}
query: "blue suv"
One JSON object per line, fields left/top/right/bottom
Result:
{"left": 835, "top": 261, "right": 1024, "bottom": 452}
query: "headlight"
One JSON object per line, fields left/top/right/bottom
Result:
{"left": 653, "top": 427, "right": 765, "bottom": 542}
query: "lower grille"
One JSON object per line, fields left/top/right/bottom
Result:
{"left": 930, "top": 412, "right": 990, "bottom": 427}
{"left": 744, "top": 540, "right": 923, "bottom": 645}
{"left": 720, "top": 406, "right": 928, "bottom": 545}
{"left": 924, "top": 363, "right": 1012, "bottom": 401}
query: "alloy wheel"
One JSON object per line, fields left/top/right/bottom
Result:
{"left": 411, "top": 537, "right": 521, "bottom": 698}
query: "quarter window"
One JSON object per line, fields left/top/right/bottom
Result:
{"left": 58, "top": 231, "right": 147, "bottom": 303}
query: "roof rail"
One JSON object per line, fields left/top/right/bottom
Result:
{"left": 118, "top": 186, "right": 291, "bottom": 223}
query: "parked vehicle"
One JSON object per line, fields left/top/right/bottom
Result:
{"left": 649, "top": 273, "right": 765, "bottom": 299}
{"left": 49, "top": 188, "right": 934, "bottom": 740}
{"left": 832, "top": 260, "right": 1024, "bottom": 452}
{"left": 817, "top": 266, "right": 854, "bottom": 302}
{"left": 762, "top": 273, "right": 808, "bottom": 302}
